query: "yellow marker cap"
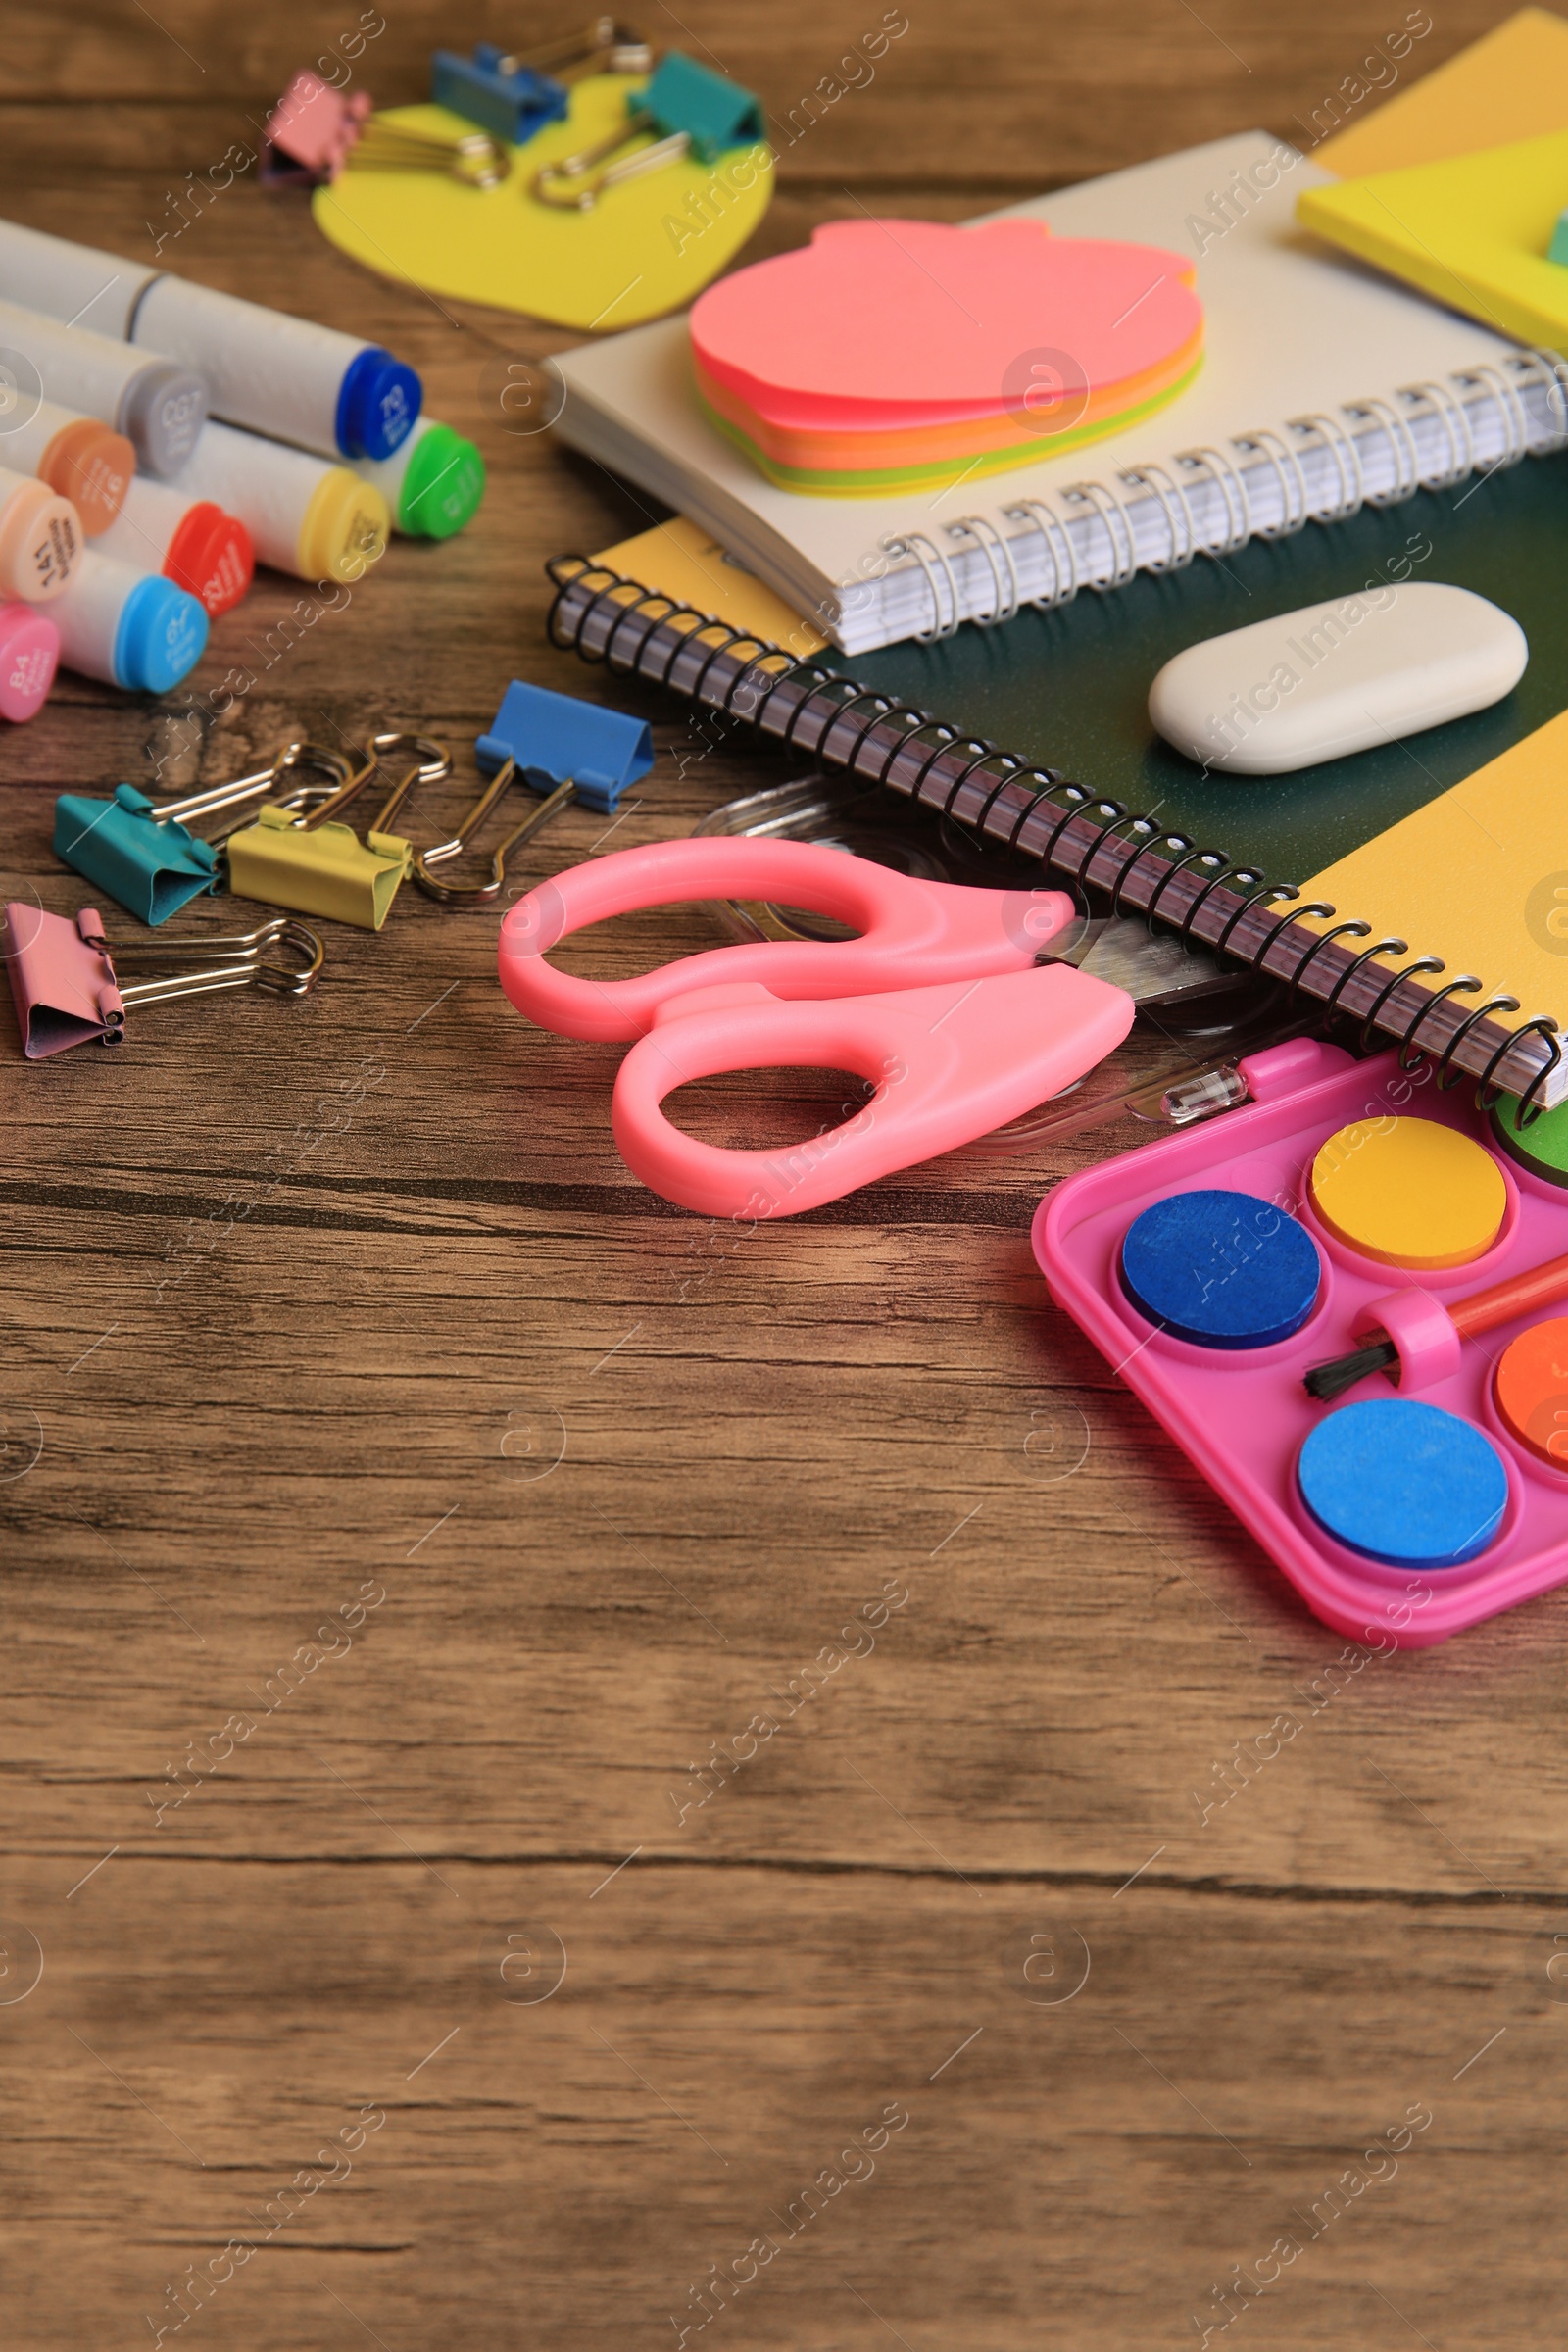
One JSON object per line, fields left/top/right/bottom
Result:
{"left": 1310, "top": 1116, "right": 1507, "bottom": 1270}
{"left": 296, "top": 468, "right": 390, "bottom": 586}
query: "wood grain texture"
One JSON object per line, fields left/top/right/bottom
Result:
{"left": 0, "top": 6, "right": 1563, "bottom": 2348}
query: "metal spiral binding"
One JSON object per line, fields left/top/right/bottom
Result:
{"left": 543, "top": 552, "right": 1568, "bottom": 1113}
{"left": 883, "top": 530, "right": 960, "bottom": 642}
{"left": 1287, "top": 411, "right": 1365, "bottom": 519}
{"left": 949, "top": 514, "right": 1021, "bottom": 624}
{"left": 1463, "top": 363, "right": 1531, "bottom": 466}
{"left": 1175, "top": 444, "right": 1250, "bottom": 553}
{"left": 1524, "top": 345, "right": 1568, "bottom": 443}
{"left": 1004, "top": 495, "right": 1081, "bottom": 609}
{"left": 1061, "top": 479, "right": 1140, "bottom": 589}
{"left": 1230, "top": 429, "right": 1308, "bottom": 538}
{"left": 1399, "top": 379, "right": 1476, "bottom": 487}
{"left": 1117, "top": 463, "right": 1197, "bottom": 571}
{"left": 1344, "top": 396, "right": 1421, "bottom": 506}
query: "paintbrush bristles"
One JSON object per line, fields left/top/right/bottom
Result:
{"left": 1302, "top": 1336, "right": 1399, "bottom": 1401}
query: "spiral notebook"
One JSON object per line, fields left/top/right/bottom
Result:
{"left": 549, "top": 129, "right": 1568, "bottom": 656}
{"left": 546, "top": 446, "right": 1568, "bottom": 1109}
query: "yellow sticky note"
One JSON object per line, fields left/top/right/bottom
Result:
{"left": 593, "top": 515, "right": 828, "bottom": 657}
{"left": 1298, "top": 125, "right": 1568, "bottom": 349}
{"left": 314, "top": 76, "right": 772, "bottom": 330}
{"left": 1314, "top": 9, "right": 1568, "bottom": 177}
{"left": 1296, "top": 705, "right": 1568, "bottom": 1029}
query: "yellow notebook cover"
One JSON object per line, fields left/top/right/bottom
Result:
{"left": 1297, "top": 707, "right": 1568, "bottom": 1023}
{"left": 1314, "top": 8, "right": 1568, "bottom": 176}
{"left": 592, "top": 516, "right": 828, "bottom": 658}
{"left": 1298, "top": 125, "right": 1568, "bottom": 350}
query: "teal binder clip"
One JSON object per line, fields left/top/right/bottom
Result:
{"left": 53, "top": 744, "right": 363, "bottom": 926}
{"left": 532, "top": 51, "right": 763, "bottom": 208}
{"left": 415, "top": 681, "right": 654, "bottom": 902}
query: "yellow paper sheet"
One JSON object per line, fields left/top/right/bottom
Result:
{"left": 593, "top": 515, "right": 827, "bottom": 657}
{"left": 1296, "top": 706, "right": 1568, "bottom": 1029}
{"left": 1298, "top": 125, "right": 1568, "bottom": 349}
{"left": 314, "top": 76, "right": 772, "bottom": 330}
{"left": 1314, "top": 8, "right": 1568, "bottom": 176}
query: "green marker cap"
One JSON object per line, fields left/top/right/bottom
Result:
{"left": 399, "top": 421, "right": 485, "bottom": 538}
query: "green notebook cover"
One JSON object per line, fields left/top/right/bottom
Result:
{"left": 814, "top": 449, "right": 1568, "bottom": 889}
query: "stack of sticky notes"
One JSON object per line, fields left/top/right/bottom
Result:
{"left": 687, "top": 217, "right": 1204, "bottom": 497}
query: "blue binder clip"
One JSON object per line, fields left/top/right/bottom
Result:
{"left": 52, "top": 744, "right": 365, "bottom": 926}
{"left": 431, "top": 25, "right": 651, "bottom": 147}
{"left": 414, "top": 681, "right": 654, "bottom": 903}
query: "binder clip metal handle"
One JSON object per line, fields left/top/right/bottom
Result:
{"left": 298, "top": 731, "right": 452, "bottom": 837}
{"left": 106, "top": 916, "right": 326, "bottom": 1004}
{"left": 413, "top": 763, "right": 577, "bottom": 904}
{"left": 4, "top": 904, "right": 323, "bottom": 1058}
{"left": 224, "top": 732, "right": 453, "bottom": 932}
{"left": 501, "top": 20, "right": 652, "bottom": 80}
{"left": 532, "top": 53, "right": 764, "bottom": 209}
{"left": 346, "top": 119, "right": 511, "bottom": 189}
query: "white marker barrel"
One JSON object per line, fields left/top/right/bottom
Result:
{"left": 166, "top": 416, "right": 388, "bottom": 585}
{"left": 0, "top": 459, "right": 80, "bottom": 601}
{"left": 39, "top": 548, "right": 207, "bottom": 693}
{"left": 0, "top": 394, "right": 134, "bottom": 532}
{"left": 0, "top": 220, "right": 420, "bottom": 463}
{"left": 0, "top": 298, "right": 204, "bottom": 477}
{"left": 95, "top": 476, "right": 252, "bottom": 616}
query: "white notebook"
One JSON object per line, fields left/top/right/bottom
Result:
{"left": 550, "top": 130, "right": 1566, "bottom": 655}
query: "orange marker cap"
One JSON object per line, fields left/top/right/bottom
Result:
{"left": 37, "top": 417, "right": 135, "bottom": 535}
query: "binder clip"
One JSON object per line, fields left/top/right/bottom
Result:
{"left": 261, "top": 69, "right": 374, "bottom": 186}
{"left": 414, "top": 680, "right": 654, "bottom": 903}
{"left": 432, "top": 22, "right": 651, "bottom": 146}
{"left": 224, "top": 732, "right": 453, "bottom": 930}
{"left": 532, "top": 52, "right": 764, "bottom": 210}
{"left": 3, "top": 904, "right": 323, "bottom": 1060}
{"left": 344, "top": 113, "right": 511, "bottom": 191}
{"left": 53, "top": 742, "right": 366, "bottom": 926}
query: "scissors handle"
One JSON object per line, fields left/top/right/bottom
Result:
{"left": 612, "top": 962, "right": 1136, "bottom": 1218}
{"left": 498, "top": 837, "right": 1077, "bottom": 1042}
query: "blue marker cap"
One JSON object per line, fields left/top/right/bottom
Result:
{"left": 475, "top": 680, "right": 654, "bottom": 814}
{"left": 336, "top": 347, "right": 422, "bottom": 462}
{"left": 113, "top": 575, "right": 209, "bottom": 695}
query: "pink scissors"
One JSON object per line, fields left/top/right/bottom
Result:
{"left": 498, "top": 838, "right": 1136, "bottom": 1218}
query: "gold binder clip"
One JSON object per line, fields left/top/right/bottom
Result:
{"left": 410, "top": 761, "right": 578, "bottom": 905}
{"left": 345, "top": 119, "right": 511, "bottom": 190}
{"left": 225, "top": 733, "right": 453, "bottom": 931}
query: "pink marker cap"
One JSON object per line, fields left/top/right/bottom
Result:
{"left": 0, "top": 603, "right": 60, "bottom": 723}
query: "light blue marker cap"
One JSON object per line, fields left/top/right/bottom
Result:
{"left": 336, "top": 347, "right": 422, "bottom": 462}
{"left": 113, "top": 575, "right": 208, "bottom": 695}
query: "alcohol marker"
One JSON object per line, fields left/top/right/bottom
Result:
{"left": 167, "top": 417, "right": 389, "bottom": 585}
{"left": 0, "top": 603, "right": 59, "bottom": 721}
{"left": 0, "top": 395, "right": 134, "bottom": 533}
{"left": 0, "top": 297, "right": 205, "bottom": 477}
{"left": 94, "top": 477, "right": 253, "bottom": 615}
{"left": 0, "top": 220, "right": 421, "bottom": 462}
{"left": 27, "top": 549, "right": 208, "bottom": 692}
{"left": 351, "top": 416, "right": 485, "bottom": 538}
{"left": 0, "top": 459, "right": 80, "bottom": 601}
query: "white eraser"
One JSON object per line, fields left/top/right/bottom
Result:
{"left": 1149, "top": 582, "right": 1529, "bottom": 774}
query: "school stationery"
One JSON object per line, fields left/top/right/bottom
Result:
{"left": 313, "top": 69, "right": 772, "bottom": 330}
{"left": 94, "top": 479, "right": 252, "bottom": 616}
{"left": 2, "top": 904, "right": 323, "bottom": 1059}
{"left": 533, "top": 52, "right": 764, "bottom": 206}
{"left": 24, "top": 551, "right": 207, "bottom": 691}
{"left": 1, "top": 399, "right": 133, "bottom": 535}
{"left": 1306, "top": 1239, "right": 1568, "bottom": 1399}
{"left": 432, "top": 25, "right": 650, "bottom": 143}
{"left": 262, "top": 69, "right": 373, "bottom": 185}
{"left": 1298, "top": 127, "right": 1568, "bottom": 352}
{"left": 0, "top": 220, "right": 419, "bottom": 462}
{"left": 225, "top": 733, "right": 451, "bottom": 930}
{"left": 1311, "top": 8, "right": 1568, "bottom": 179}
{"left": 1147, "top": 584, "right": 1528, "bottom": 772}
{"left": 0, "top": 604, "right": 57, "bottom": 721}
{"left": 1032, "top": 1033, "right": 1568, "bottom": 1642}
{"left": 0, "top": 463, "right": 78, "bottom": 602}
{"left": 499, "top": 839, "right": 1135, "bottom": 1215}
{"left": 53, "top": 742, "right": 362, "bottom": 925}
{"left": 0, "top": 299, "right": 203, "bottom": 478}
{"left": 1494, "top": 1312, "right": 1568, "bottom": 1461}
{"left": 165, "top": 418, "right": 388, "bottom": 585}
{"left": 549, "top": 128, "right": 1565, "bottom": 653}
{"left": 548, "top": 441, "right": 1568, "bottom": 1110}
{"left": 689, "top": 219, "right": 1202, "bottom": 493}
{"left": 414, "top": 681, "right": 654, "bottom": 902}
{"left": 350, "top": 416, "right": 485, "bottom": 538}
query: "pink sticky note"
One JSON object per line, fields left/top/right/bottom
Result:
{"left": 690, "top": 218, "right": 1201, "bottom": 428}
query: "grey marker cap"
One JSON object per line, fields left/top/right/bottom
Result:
{"left": 118, "top": 359, "right": 206, "bottom": 477}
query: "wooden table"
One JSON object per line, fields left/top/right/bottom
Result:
{"left": 1, "top": 6, "right": 1561, "bottom": 2346}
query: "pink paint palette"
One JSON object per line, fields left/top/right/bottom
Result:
{"left": 1031, "top": 1038, "right": 1568, "bottom": 1645}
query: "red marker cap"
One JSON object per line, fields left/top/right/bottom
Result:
{"left": 0, "top": 603, "right": 60, "bottom": 722}
{"left": 163, "top": 501, "right": 254, "bottom": 615}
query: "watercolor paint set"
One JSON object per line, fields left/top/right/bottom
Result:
{"left": 1033, "top": 1037, "right": 1568, "bottom": 1645}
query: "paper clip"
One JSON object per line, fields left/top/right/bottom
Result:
{"left": 53, "top": 742, "right": 365, "bottom": 926}
{"left": 432, "top": 22, "right": 650, "bottom": 146}
{"left": 3, "top": 903, "right": 323, "bottom": 1060}
{"left": 414, "top": 680, "right": 653, "bottom": 903}
{"left": 225, "top": 731, "right": 453, "bottom": 930}
{"left": 531, "top": 52, "right": 764, "bottom": 210}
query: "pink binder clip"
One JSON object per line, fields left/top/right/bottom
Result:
{"left": 3, "top": 902, "right": 323, "bottom": 1059}
{"left": 262, "top": 71, "right": 373, "bottom": 186}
